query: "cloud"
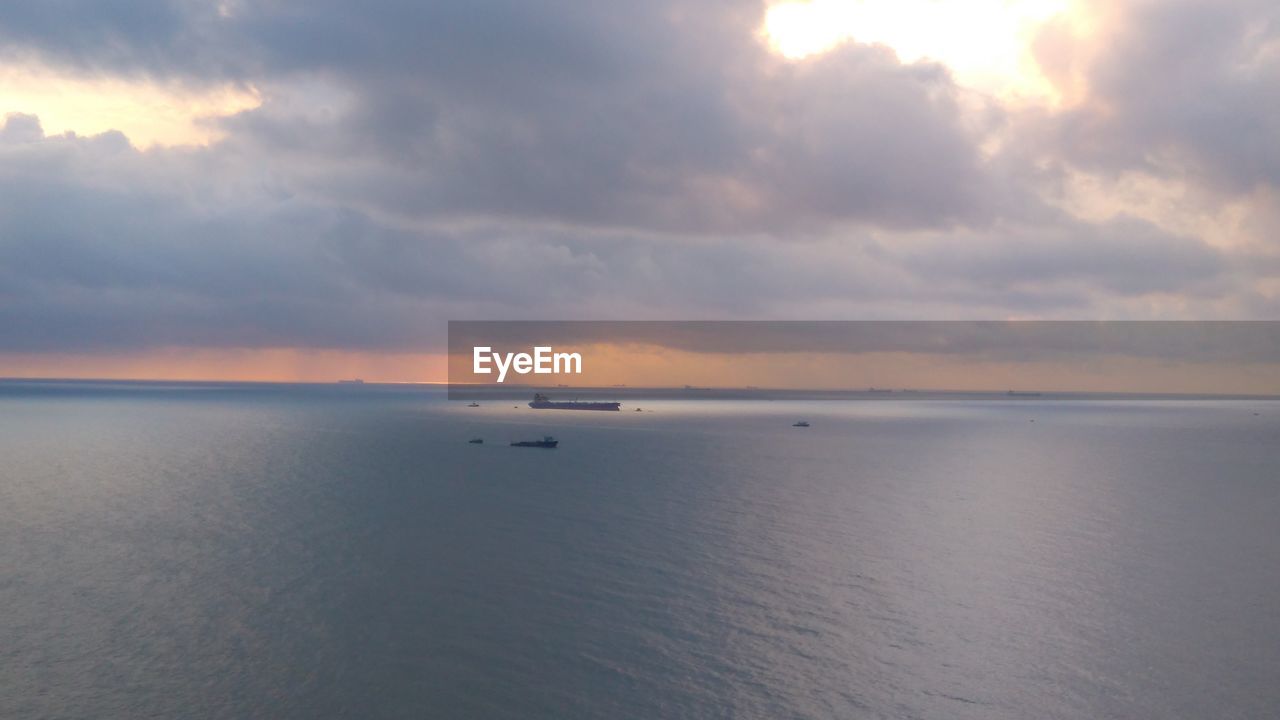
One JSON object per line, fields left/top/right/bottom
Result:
{"left": 0, "top": 0, "right": 247, "bottom": 80}
{"left": 1039, "top": 0, "right": 1280, "bottom": 195}
{"left": 899, "top": 215, "right": 1229, "bottom": 296}
{"left": 0, "top": 112, "right": 43, "bottom": 143}
{"left": 0, "top": 0, "right": 1276, "bottom": 365}
{"left": 3, "top": 2, "right": 995, "bottom": 231}
{"left": 0, "top": 111, "right": 1245, "bottom": 356}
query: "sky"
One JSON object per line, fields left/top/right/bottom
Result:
{"left": 2, "top": 0, "right": 1279, "bottom": 382}
{"left": 444, "top": 321, "right": 1280, "bottom": 393}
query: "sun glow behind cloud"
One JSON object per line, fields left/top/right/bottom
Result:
{"left": 763, "top": 0, "right": 1076, "bottom": 101}
{"left": 0, "top": 63, "right": 260, "bottom": 147}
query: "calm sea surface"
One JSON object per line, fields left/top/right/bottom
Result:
{"left": 2, "top": 382, "right": 1278, "bottom": 719}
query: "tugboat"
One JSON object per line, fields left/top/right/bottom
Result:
{"left": 511, "top": 436, "right": 558, "bottom": 448}
{"left": 792, "top": 421, "right": 810, "bottom": 427}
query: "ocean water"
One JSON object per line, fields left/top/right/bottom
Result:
{"left": 1, "top": 381, "right": 1278, "bottom": 719}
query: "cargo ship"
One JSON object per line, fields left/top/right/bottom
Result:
{"left": 528, "top": 393, "right": 621, "bottom": 411}
{"left": 511, "top": 436, "right": 558, "bottom": 448}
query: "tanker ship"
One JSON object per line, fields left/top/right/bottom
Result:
{"left": 528, "top": 393, "right": 621, "bottom": 411}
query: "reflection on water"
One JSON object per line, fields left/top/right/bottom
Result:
{"left": 1, "top": 383, "right": 1278, "bottom": 719}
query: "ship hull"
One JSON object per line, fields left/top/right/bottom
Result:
{"left": 529, "top": 401, "right": 620, "bottom": 411}
{"left": 528, "top": 393, "right": 620, "bottom": 411}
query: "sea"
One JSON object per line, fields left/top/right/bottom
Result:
{"left": 1, "top": 380, "right": 1278, "bottom": 719}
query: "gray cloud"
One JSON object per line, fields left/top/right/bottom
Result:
{"left": 0, "top": 113, "right": 1245, "bottom": 354}
{"left": 0, "top": 0, "right": 249, "bottom": 81}
{"left": 900, "top": 215, "right": 1229, "bottom": 296}
{"left": 0, "top": 0, "right": 1275, "bottom": 358}
{"left": 3, "top": 1, "right": 995, "bottom": 231}
{"left": 1040, "top": 0, "right": 1280, "bottom": 194}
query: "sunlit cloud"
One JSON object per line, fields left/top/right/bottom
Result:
{"left": 0, "top": 63, "right": 260, "bottom": 147}
{"left": 763, "top": 0, "right": 1077, "bottom": 102}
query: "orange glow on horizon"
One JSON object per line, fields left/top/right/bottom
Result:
{"left": 0, "top": 348, "right": 447, "bottom": 384}
{"left": 4, "top": 341, "right": 1277, "bottom": 395}
{"left": 447, "top": 342, "right": 1280, "bottom": 396}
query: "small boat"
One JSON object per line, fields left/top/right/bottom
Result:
{"left": 635, "top": 407, "right": 642, "bottom": 412}
{"left": 468, "top": 438, "right": 484, "bottom": 444}
{"left": 467, "top": 402, "right": 480, "bottom": 407}
{"left": 511, "top": 436, "right": 558, "bottom": 448}
{"left": 792, "top": 421, "right": 810, "bottom": 427}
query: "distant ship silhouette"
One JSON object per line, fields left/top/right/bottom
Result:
{"left": 528, "top": 393, "right": 620, "bottom": 411}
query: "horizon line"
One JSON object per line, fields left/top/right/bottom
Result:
{"left": 4, "top": 376, "right": 1278, "bottom": 400}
